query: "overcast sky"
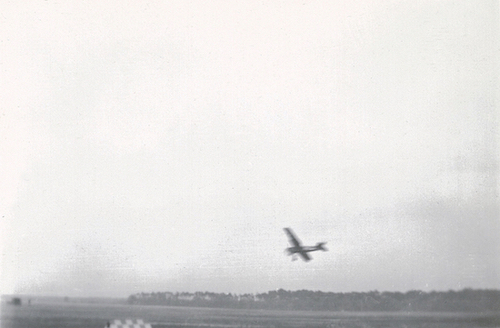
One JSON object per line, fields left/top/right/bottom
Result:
{"left": 1, "top": 1, "right": 499, "bottom": 298}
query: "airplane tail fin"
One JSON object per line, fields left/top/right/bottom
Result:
{"left": 316, "top": 242, "right": 328, "bottom": 251}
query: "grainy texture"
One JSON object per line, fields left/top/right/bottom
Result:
{"left": 2, "top": 301, "right": 500, "bottom": 328}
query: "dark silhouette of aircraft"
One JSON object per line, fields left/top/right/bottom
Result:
{"left": 284, "top": 227, "right": 327, "bottom": 262}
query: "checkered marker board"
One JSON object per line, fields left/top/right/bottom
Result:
{"left": 108, "top": 319, "right": 152, "bottom": 328}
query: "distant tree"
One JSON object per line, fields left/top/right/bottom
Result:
{"left": 126, "top": 288, "right": 500, "bottom": 312}
{"left": 127, "top": 295, "right": 137, "bottom": 304}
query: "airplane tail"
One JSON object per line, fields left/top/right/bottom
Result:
{"left": 316, "top": 242, "right": 328, "bottom": 251}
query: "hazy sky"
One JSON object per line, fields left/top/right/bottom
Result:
{"left": 1, "top": 1, "right": 499, "bottom": 298}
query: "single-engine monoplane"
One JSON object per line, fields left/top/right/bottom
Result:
{"left": 284, "top": 227, "right": 327, "bottom": 262}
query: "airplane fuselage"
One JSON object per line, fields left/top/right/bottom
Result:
{"left": 286, "top": 246, "right": 321, "bottom": 254}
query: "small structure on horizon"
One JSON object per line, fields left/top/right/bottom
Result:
{"left": 106, "top": 319, "right": 152, "bottom": 328}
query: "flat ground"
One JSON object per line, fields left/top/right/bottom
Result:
{"left": 1, "top": 301, "right": 499, "bottom": 328}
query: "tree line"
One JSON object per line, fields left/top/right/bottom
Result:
{"left": 127, "top": 288, "right": 499, "bottom": 312}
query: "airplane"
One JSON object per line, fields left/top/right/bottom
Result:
{"left": 284, "top": 227, "right": 327, "bottom": 262}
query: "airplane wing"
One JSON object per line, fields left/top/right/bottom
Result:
{"left": 284, "top": 228, "right": 302, "bottom": 247}
{"left": 298, "top": 251, "right": 311, "bottom": 261}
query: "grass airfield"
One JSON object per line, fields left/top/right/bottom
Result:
{"left": 2, "top": 300, "right": 499, "bottom": 328}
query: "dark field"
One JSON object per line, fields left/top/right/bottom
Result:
{"left": 2, "top": 301, "right": 499, "bottom": 328}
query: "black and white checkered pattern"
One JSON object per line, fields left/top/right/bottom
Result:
{"left": 107, "top": 319, "right": 152, "bottom": 328}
